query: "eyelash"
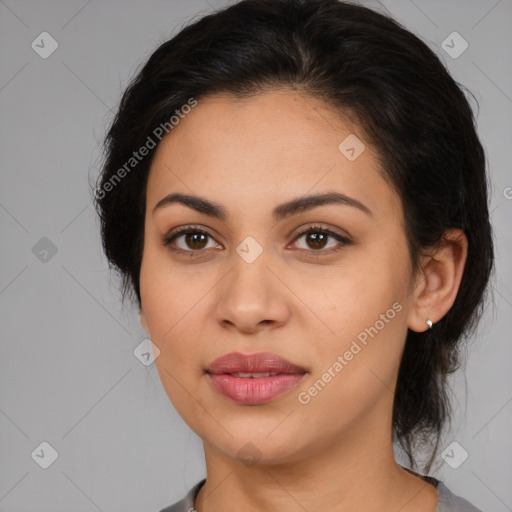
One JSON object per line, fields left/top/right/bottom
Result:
{"left": 162, "top": 224, "right": 352, "bottom": 257}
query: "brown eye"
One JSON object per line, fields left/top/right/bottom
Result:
{"left": 183, "top": 231, "right": 209, "bottom": 250}
{"left": 291, "top": 225, "right": 351, "bottom": 254}
{"left": 164, "top": 228, "right": 219, "bottom": 252}
{"left": 304, "top": 231, "right": 329, "bottom": 250}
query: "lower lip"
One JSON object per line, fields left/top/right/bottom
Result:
{"left": 208, "top": 373, "right": 306, "bottom": 405}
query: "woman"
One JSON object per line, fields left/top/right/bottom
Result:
{"left": 94, "top": 1, "right": 494, "bottom": 510}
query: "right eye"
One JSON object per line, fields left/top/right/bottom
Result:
{"left": 163, "top": 227, "right": 221, "bottom": 253}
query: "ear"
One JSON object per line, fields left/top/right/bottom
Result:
{"left": 407, "top": 228, "right": 468, "bottom": 332}
{"left": 139, "top": 308, "right": 149, "bottom": 332}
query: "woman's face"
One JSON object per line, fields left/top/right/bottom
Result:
{"left": 139, "top": 89, "right": 418, "bottom": 464}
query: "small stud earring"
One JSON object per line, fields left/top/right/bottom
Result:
{"left": 426, "top": 319, "right": 433, "bottom": 329}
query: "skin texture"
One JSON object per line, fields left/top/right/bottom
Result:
{"left": 139, "top": 89, "right": 467, "bottom": 512}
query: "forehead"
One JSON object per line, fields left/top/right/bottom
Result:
{"left": 153, "top": 89, "right": 360, "bottom": 165}
{"left": 146, "top": 89, "right": 402, "bottom": 223}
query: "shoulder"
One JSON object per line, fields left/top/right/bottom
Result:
{"left": 436, "top": 480, "right": 484, "bottom": 512}
{"left": 157, "top": 479, "right": 206, "bottom": 512}
{"left": 156, "top": 477, "right": 483, "bottom": 512}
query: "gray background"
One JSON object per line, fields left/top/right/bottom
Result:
{"left": 0, "top": 0, "right": 511, "bottom": 510}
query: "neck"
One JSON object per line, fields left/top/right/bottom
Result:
{"left": 194, "top": 403, "right": 438, "bottom": 512}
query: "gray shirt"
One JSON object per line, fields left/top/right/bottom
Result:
{"left": 158, "top": 477, "right": 483, "bottom": 512}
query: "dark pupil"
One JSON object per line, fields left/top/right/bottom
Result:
{"left": 307, "top": 232, "right": 327, "bottom": 249}
{"left": 186, "top": 232, "right": 208, "bottom": 250}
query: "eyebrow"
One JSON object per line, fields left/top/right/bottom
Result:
{"left": 152, "top": 191, "right": 372, "bottom": 221}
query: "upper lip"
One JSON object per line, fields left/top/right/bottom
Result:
{"left": 206, "top": 352, "right": 307, "bottom": 375}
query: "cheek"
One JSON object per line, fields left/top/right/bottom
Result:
{"left": 139, "top": 248, "right": 207, "bottom": 364}
{"left": 317, "top": 250, "right": 407, "bottom": 336}
{"left": 301, "top": 241, "right": 410, "bottom": 389}
{"left": 294, "top": 284, "right": 407, "bottom": 436}
{"left": 140, "top": 256, "right": 209, "bottom": 418}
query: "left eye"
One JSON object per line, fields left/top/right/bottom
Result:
{"left": 291, "top": 226, "right": 350, "bottom": 252}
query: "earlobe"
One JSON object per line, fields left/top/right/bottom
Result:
{"left": 407, "top": 228, "right": 468, "bottom": 332}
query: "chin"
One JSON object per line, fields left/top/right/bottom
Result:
{"left": 203, "top": 428, "right": 309, "bottom": 467}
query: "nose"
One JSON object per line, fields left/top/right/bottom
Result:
{"left": 214, "top": 251, "right": 291, "bottom": 335}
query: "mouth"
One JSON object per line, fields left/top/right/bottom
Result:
{"left": 205, "top": 352, "right": 307, "bottom": 405}
{"left": 227, "top": 371, "right": 281, "bottom": 378}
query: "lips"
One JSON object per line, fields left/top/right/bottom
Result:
{"left": 206, "top": 351, "right": 307, "bottom": 375}
{"left": 206, "top": 352, "right": 307, "bottom": 405}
